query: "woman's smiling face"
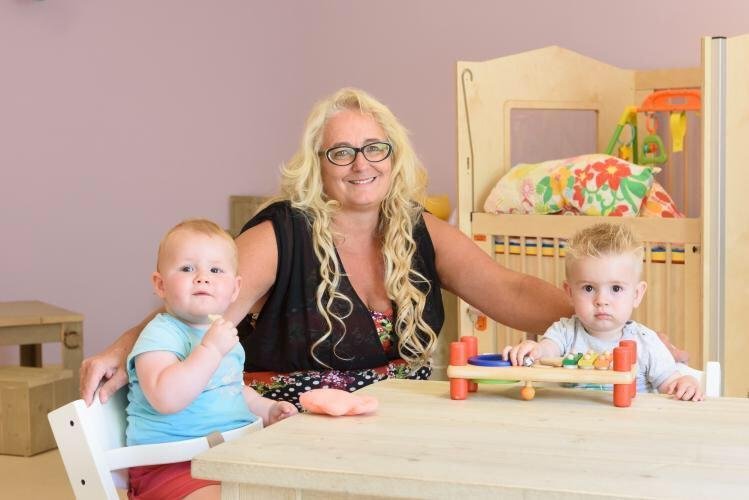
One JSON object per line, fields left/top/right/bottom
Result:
{"left": 319, "top": 109, "right": 392, "bottom": 211}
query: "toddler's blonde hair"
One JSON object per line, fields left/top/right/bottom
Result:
{"left": 156, "top": 219, "right": 238, "bottom": 272}
{"left": 565, "top": 223, "right": 644, "bottom": 277}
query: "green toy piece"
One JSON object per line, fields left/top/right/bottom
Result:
{"left": 562, "top": 352, "right": 583, "bottom": 369}
{"left": 641, "top": 134, "right": 667, "bottom": 165}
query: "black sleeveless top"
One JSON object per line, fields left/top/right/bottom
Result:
{"left": 237, "top": 201, "right": 444, "bottom": 372}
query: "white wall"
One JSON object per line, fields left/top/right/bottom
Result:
{"left": 1, "top": 0, "right": 748, "bottom": 363}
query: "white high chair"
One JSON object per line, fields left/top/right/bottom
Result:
{"left": 676, "top": 361, "right": 722, "bottom": 397}
{"left": 48, "top": 387, "right": 262, "bottom": 500}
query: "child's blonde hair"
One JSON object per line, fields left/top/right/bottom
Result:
{"left": 565, "top": 223, "right": 644, "bottom": 277}
{"left": 156, "top": 219, "right": 238, "bottom": 272}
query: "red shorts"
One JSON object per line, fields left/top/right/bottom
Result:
{"left": 128, "top": 461, "right": 219, "bottom": 499}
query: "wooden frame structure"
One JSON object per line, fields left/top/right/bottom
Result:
{"left": 456, "top": 46, "right": 705, "bottom": 367}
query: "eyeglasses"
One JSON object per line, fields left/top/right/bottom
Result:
{"left": 321, "top": 142, "right": 393, "bottom": 166}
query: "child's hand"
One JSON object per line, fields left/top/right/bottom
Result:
{"left": 501, "top": 340, "right": 539, "bottom": 366}
{"left": 268, "top": 401, "right": 298, "bottom": 425}
{"left": 201, "top": 318, "right": 239, "bottom": 357}
{"left": 665, "top": 375, "right": 704, "bottom": 401}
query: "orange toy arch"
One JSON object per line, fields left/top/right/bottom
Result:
{"left": 638, "top": 89, "right": 701, "bottom": 113}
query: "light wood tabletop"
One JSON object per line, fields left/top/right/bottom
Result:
{"left": 0, "top": 300, "right": 82, "bottom": 327}
{"left": 193, "top": 379, "right": 749, "bottom": 499}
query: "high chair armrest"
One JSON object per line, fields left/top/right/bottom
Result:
{"left": 106, "top": 419, "right": 263, "bottom": 471}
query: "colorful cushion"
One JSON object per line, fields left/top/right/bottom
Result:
{"left": 639, "top": 181, "right": 684, "bottom": 218}
{"left": 484, "top": 154, "right": 656, "bottom": 217}
{"left": 483, "top": 157, "right": 568, "bottom": 215}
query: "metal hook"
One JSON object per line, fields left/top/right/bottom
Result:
{"left": 461, "top": 68, "right": 476, "bottom": 206}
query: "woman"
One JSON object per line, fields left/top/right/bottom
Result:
{"left": 80, "top": 88, "right": 572, "bottom": 407}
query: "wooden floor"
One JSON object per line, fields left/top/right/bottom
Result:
{"left": 0, "top": 449, "right": 75, "bottom": 499}
{"left": 0, "top": 450, "right": 126, "bottom": 499}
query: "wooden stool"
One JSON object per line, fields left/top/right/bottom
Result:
{"left": 0, "top": 366, "right": 74, "bottom": 455}
{"left": 0, "top": 301, "right": 83, "bottom": 395}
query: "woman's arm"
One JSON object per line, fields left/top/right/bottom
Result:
{"left": 423, "top": 213, "right": 572, "bottom": 334}
{"left": 79, "top": 307, "right": 162, "bottom": 405}
{"left": 223, "top": 220, "right": 279, "bottom": 323}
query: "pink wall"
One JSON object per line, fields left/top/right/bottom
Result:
{"left": 1, "top": 0, "right": 748, "bottom": 364}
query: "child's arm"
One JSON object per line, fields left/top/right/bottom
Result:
{"left": 135, "top": 318, "right": 239, "bottom": 414}
{"left": 242, "top": 386, "right": 298, "bottom": 426}
{"left": 658, "top": 372, "right": 704, "bottom": 402}
{"left": 501, "top": 338, "right": 561, "bottom": 366}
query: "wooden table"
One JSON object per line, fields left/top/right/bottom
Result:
{"left": 0, "top": 301, "right": 83, "bottom": 394}
{"left": 193, "top": 379, "right": 749, "bottom": 499}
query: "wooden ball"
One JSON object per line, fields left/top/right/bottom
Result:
{"left": 520, "top": 385, "right": 536, "bottom": 401}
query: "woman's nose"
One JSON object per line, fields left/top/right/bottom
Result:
{"left": 351, "top": 151, "right": 369, "bottom": 169}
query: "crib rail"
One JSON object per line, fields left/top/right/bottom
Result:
{"left": 464, "top": 214, "right": 702, "bottom": 364}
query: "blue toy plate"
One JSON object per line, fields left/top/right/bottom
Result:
{"left": 468, "top": 354, "right": 511, "bottom": 367}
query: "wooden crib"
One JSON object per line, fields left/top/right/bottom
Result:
{"left": 455, "top": 46, "right": 706, "bottom": 366}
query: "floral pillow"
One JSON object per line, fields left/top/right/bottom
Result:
{"left": 484, "top": 154, "right": 656, "bottom": 217}
{"left": 483, "top": 157, "right": 568, "bottom": 215}
{"left": 640, "top": 181, "right": 684, "bottom": 218}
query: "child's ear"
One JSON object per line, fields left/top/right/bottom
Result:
{"left": 563, "top": 281, "right": 573, "bottom": 303}
{"left": 230, "top": 275, "right": 241, "bottom": 303}
{"left": 151, "top": 272, "right": 166, "bottom": 299}
{"left": 632, "top": 280, "right": 647, "bottom": 308}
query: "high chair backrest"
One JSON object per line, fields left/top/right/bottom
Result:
{"left": 676, "top": 361, "right": 721, "bottom": 397}
{"left": 48, "top": 387, "right": 262, "bottom": 500}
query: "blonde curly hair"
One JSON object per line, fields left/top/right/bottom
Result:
{"left": 271, "top": 87, "right": 437, "bottom": 368}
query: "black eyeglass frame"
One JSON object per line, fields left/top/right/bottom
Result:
{"left": 319, "top": 142, "right": 393, "bottom": 166}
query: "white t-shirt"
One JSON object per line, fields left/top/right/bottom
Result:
{"left": 542, "top": 316, "right": 677, "bottom": 393}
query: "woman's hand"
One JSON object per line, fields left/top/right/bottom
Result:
{"left": 79, "top": 345, "right": 129, "bottom": 406}
{"left": 80, "top": 310, "right": 160, "bottom": 405}
{"left": 656, "top": 331, "right": 690, "bottom": 363}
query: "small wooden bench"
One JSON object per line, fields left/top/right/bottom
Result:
{"left": 0, "top": 366, "right": 74, "bottom": 455}
{"left": 0, "top": 301, "right": 83, "bottom": 395}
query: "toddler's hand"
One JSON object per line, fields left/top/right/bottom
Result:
{"left": 501, "top": 340, "right": 539, "bottom": 366}
{"left": 201, "top": 318, "right": 238, "bottom": 357}
{"left": 268, "top": 401, "right": 298, "bottom": 425}
{"left": 665, "top": 375, "right": 704, "bottom": 402}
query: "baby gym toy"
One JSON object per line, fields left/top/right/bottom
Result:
{"left": 605, "top": 89, "right": 700, "bottom": 166}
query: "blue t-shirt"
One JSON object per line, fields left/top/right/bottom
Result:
{"left": 126, "top": 313, "right": 256, "bottom": 446}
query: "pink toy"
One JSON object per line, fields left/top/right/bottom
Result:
{"left": 299, "top": 388, "right": 379, "bottom": 416}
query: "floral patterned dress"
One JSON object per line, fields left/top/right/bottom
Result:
{"left": 244, "top": 309, "right": 431, "bottom": 410}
